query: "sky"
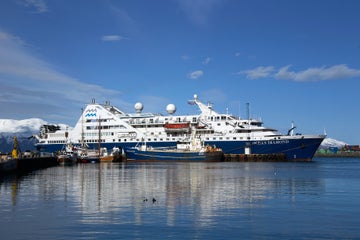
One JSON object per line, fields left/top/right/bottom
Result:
{"left": 0, "top": 0, "right": 360, "bottom": 144}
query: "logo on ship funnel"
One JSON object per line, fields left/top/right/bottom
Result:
{"left": 84, "top": 108, "right": 97, "bottom": 117}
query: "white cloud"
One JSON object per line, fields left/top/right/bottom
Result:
{"left": 21, "top": 0, "right": 48, "bottom": 13}
{"left": 241, "top": 66, "right": 275, "bottom": 80}
{"left": 101, "top": 35, "right": 127, "bottom": 42}
{"left": 275, "top": 64, "right": 360, "bottom": 82}
{"left": 240, "top": 64, "right": 360, "bottom": 82}
{"left": 0, "top": 30, "right": 125, "bottom": 123}
{"left": 188, "top": 70, "right": 204, "bottom": 79}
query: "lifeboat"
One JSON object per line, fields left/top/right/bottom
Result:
{"left": 164, "top": 122, "right": 190, "bottom": 132}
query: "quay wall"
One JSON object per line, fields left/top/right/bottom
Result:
{"left": 1, "top": 156, "right": 57, "bottom": 175}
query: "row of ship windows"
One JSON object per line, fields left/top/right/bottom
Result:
{"left": 113, "top": 137, "right": 247, "bottom": 142}
{"left": 46, "top": 136, "right": 249, "bottom": 144}
{"left": 131, "top": 116, "right": 229, "bottom": 124}
{"left": 86, "top": 125, "right": 126, "bottom": 130}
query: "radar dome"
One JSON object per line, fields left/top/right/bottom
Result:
{"left": 166, "top": 104, "right": 176, "bottom": 115}
{"left": 134, "top": 102, "right": 143, "bottom": 113}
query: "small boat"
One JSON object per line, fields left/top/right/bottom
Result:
{"left": 77, "top": 149, "right": 100, "bottom": 163}
{"left": 100, "top": 147, "right": 125, "bottom": 162}
{"left": 57, "top": 153, "right": 77, "bottom": 165}
{"left": 126, "top": 132, "right": 223, "bottom": 162}
{"left": 57, "top": 143, "right": 77, "bottom": 165}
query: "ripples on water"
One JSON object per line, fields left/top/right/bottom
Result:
{"left": 1, "top": 158, "right": 360, "bottom": 239}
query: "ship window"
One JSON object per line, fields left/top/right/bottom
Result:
{"left": 154, "top": 138, "right": 157, "bottom": 141}
{"left": 213, "top": 137, "right": 216, "bottom": 140}
{"left": 124, "top": 139, "right": 127, "bottom": 142}
{"left": 233, "top": 137, "right": 237, "bottom": 140}
{"left": 217, "top": 123, "right": 221, "bottom": 126}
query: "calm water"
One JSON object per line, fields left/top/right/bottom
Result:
{"left": 1, "top": 158, "right": 359, "bottom": 240}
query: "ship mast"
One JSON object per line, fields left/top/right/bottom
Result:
{"left": 81, "top": 108, "right": 85, "bottom": 153}
{"left": 98, "top": 115, "right": 101, "bottom": 158}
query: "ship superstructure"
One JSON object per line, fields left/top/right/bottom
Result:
{"left": 34, "top": 94, "right": 325, "bottom": 161}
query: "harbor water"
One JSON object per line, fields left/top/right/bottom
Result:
{"left": 1, "top": 158, "right": 359, "bottom": 239}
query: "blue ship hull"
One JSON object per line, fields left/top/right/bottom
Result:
{"left": 36, "top": 136, "right": 324, "bottom": 161}
{"left": 125, "top": 147, "right": 223, "bottom": 162}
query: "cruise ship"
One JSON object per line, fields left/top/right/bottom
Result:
{"left": 34, "top": 94, "right": 325, "bottom": 161}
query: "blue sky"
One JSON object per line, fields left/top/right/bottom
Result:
{"left": 0, "top": 0, "right": 360, "bottom": 144}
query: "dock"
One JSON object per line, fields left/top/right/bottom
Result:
{"left": 0, "top": 154, "right": 58, "bottom": 175}
{"left": 17, "top": 156, "right": 58, "bottom": 172}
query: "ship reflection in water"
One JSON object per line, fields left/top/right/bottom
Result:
{"left": 1, "top": 160, "right": 359, "bottom": 239}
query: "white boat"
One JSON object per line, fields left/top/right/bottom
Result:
{"left": 34, "top": 94, "right": 325, "bottom": 161}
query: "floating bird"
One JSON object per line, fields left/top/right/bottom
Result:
{"left": 152, "top": 198, "right": 156, "bottom": 203}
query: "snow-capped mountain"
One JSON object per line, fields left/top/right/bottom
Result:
{"left": 0, "top": 118, "right": 47, "bottom": 135}
{"left": 0, "top": 118, "right": 48, "bottom": 153}
{"left": 320, "top": 137, "right": 347, "bottom": 149}
{"left": 0, "top": 118, "right": 71, "bottom": 153}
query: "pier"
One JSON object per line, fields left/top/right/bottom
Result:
{"left": 0, "top": 155, "right": 58, "bottom": 175}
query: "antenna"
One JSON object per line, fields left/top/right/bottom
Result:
{"left": 246, "top": 103, "right": 250, "bottom": 121}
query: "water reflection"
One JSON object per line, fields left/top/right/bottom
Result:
{"left": 0, "top": 161, "right": 325, "bottom": 228}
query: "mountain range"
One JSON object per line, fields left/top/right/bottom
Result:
{"left": 0, "top": 118, "right": 348, "bottom": 153}
{"left": 0, "top": 118, "right": 68, "bottom": 153}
